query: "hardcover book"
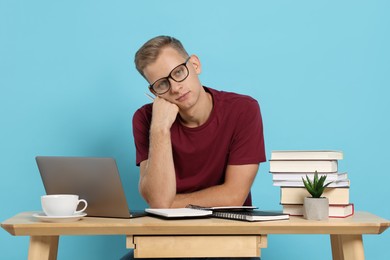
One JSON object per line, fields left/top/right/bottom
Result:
{"left": 269, "top": 160, "right": 338, "bottom": 173}
{"left": 271, "top": 150, "right": 343, "bottom": 160}
{"left": 272, "top": 172, "right": 348, "bottom": 181}
{"left": 282, "top": 203, "right": 354, "bottom": 218}
{"left": 280, "top": 187, "right": 350, "bottom": 205}
{"left": 273, "top": 179, "right": 350, "bottom": 188}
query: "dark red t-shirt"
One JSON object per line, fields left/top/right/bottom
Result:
{"left": 132, "top": 87, "right": 266, "bottom": 205}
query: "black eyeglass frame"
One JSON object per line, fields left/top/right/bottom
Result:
{"left": 148, "top": 57, "right": 191, "bottom": 95}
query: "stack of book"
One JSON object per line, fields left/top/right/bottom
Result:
{"left": 270, "top": 150, "right": 354, "bottom": 218}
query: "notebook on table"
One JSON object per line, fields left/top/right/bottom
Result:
{"left": 186, "top": 204, "right": 289, "bottom": 222}
{"left": 145, "top": 208, "right": 213, "bottom": 218}
{"left": 211, "top": 210, "right": 290, "bottom": 222}
{"left": 146, "top": 205, "right": 289, "bottom": 222}
{"left": 36, "top": 156, "right": 147, "bottom": 218}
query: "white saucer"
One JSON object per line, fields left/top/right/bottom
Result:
{"left": 33, "top": 212, "right": 87, "bottom": 223}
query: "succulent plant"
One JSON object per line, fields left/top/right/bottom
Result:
{"left": 302, "top": 171, "right": 332, "bottom": 198}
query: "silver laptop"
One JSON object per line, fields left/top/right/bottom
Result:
{"left": 36, "top": 156, "right": 146, "bottom": 218}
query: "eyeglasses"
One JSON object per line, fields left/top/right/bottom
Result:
{"left": 148, "top": 57, "right": 191, "bottom": 95}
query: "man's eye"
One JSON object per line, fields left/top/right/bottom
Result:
{"left": 173, "top": 67, "right": 184, "bottom": 77}
{"left": 156, "top": 80, "right": 169, "bottom": 89}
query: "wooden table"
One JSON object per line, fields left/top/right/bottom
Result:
{"left": 1, "top": 211, "right": 389, "bottom": 260}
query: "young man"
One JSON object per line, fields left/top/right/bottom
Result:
{"left": 132, "top": 35, "right": 266, "bottom": 209}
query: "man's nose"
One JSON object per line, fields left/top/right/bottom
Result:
{"left": 169, "top": 78, "right": 182, "bottom": 93}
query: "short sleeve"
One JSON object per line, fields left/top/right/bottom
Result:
{"left": 132, "top": 105, "right": 152, "bottom": 166}
{"left": 228, "top": 99, "right": 266, "bottom": 165}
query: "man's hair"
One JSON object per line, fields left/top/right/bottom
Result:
{"left": 134, "top": 35, "right": 189, "bottom": 78}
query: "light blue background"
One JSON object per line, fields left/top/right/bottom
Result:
{"left": 1, "top": 0, "right": 389, "bottom": 259}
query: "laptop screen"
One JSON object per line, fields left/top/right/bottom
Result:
{"left": 36, "top": 156, "right": 144, "bottom": 218}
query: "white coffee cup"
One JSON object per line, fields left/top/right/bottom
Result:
{"left": 41, "top": 194, "right": 88, "bottom": 216}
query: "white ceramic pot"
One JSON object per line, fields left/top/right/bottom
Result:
{"left": 303, "top": 197, "right": 329, "bottom": 220}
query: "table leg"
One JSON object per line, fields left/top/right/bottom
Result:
{"left": 330, "top": 234, "right": 364, "bottom": 260}
{"left": 28, "top": 236, "right": 59, "bottom": 260}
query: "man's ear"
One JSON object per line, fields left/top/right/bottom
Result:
{"left": 189, "top": 55, "right": 202, "bottom": 74}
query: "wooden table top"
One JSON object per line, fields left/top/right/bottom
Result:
{"left": 2, "top": 211, "right": 389, "bottom": 237}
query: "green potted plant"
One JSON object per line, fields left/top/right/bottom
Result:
{"left": 302, "top": 171, "right": 332, "bottom": 220}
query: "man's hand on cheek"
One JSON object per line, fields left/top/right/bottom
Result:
{"left": 151, "top": 96, "right": 179, "bottom": 131}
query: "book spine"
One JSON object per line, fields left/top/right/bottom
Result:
{"left": 282, "top": 204, "right": 354, "bottom": 218}
{"left": 280, "top": 187, "right": 350, "bottom": 205}
{"left": 270, "top": 151, "right": 343, "bottom": 160}
{"left": 273, "top": 180, "right": 350, "bottom": 188}
{"left": 269, "top": 160, "right": 338, "bottom": 173}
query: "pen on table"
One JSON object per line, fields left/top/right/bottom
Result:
{"left": 144, "top": 93, "right": 155, "bottom": 101}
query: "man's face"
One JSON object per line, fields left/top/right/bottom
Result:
{"left": 143, "top": 47, "right": 202, "bottom": 111}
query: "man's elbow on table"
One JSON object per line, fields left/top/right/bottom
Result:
{"left": 222, "top": 187, "right": 252, "bottom": 206}
{"left": 140, "top": 186, "right": 175, "bottom": 208}
{"left": 147, "top": 199, "right": 174, "bottom": 209}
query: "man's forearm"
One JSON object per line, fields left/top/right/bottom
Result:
{"left": 171, "top": 184, "right": 248, "bottom": 208}
{"left": 171, "top": 164, "right": 259, "bottom": 208}
{"left": 139, "top": 128, "right": 176, "bottom": 208}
